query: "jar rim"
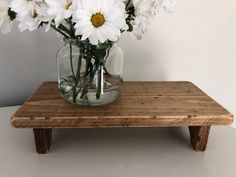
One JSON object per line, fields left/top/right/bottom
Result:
{"left": 63, "top": 37, "right": 116, "bottom": 48}
{"left": 63, "top": 38, "right": 80, "bottom": 44}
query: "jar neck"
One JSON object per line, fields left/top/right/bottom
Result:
{"left": 63, "top": 38, "right": 81, "bottom": 46}
{"left": 63, "top": 38, "right": 116, "bottom": 49}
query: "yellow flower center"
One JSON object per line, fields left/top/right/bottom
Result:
{"left": 65, "top": 0, "right": 72, "bottom": 10}
{"left": 32, "top": 10, "right": 38, "bottom": 19}
{"left": 91, "top": 13, "right": 105, "bottom": 28}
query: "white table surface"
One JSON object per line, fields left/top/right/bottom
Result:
{"left": 0, "top": 106, "right": 235, "bottom": 177}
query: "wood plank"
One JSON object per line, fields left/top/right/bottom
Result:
{"left": 33, "top": 128, "right": 52, "bottom": 154}
{"left": 11, "top": 81, "right": 234, "bottom": 128}
{"left": 189, "top": 126, "right": 211, "bottom": 151}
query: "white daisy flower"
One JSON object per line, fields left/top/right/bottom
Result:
{"left": 73, "top": 0, "right": 128, "bottom": 45}
{"left": 0, "top": 0, "right": 16, "bottom": 34}
{"left": 9, "top": 0, "right": 43, "bottom": 17}
{"left": 131, "top": 0, "right": 159, "bottom": 40}
{"left": 45, "top": 0, "right": 76, "bottom": 27}
{"left": 159, "top": 0, "right": 178, "bottom": 13}
{"left": 131, "top": 0, "right": 178, "bottom": 40}
{"left": 17, "top": 3, "right": 51, "bottom": 32}
{"left": 133, "top": 0, "right": 158, "bottom": 18}
{"left": 131, "top": 16, "right": 149, "bottom": 40}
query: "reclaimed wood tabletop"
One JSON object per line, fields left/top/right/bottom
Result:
{"left": 11, "top": 81, "right": 234, "bottom": 153}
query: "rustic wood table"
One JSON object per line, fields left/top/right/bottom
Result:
{"left": 11, "top": 81, "right": 233, "bottom": 154}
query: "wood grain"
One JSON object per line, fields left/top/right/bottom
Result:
{"left": 33, "top": 128, "right": 52, "bottom": 154}
{"left": 11, "top": 81, "right": 234, "bottom": 128}
{"left": 189, "top": 126, "right": 211, "bottom": 151}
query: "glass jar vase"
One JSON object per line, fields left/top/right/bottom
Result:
{"left": 57, "top": 38, "right": 124, "bottom": 106}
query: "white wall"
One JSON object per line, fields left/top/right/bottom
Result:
{"left": 0, "top": 0, "right": 236, "bottom": 127}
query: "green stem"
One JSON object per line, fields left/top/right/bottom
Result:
{"left": 80, "top": 64, "right": 98, "bottom": 99}
{"left": 50, "top": 25, "right": 69, "bottom": 38}
{"left": 65, "top": 19, "right": 75, "bottom": 33}
{"left": 104, "top": 42, "right": 112, "bottom": 63}
{"left": 70, "top": 43, "right": 76, "bottom": 79}
{"left": 96, "top": 66, "right": 102, "bottom": 100}
{"left": 58, "top": 23, "right": 71, "bottom": 37}
{"left": 72, "top": 86, "right": 77, "bottom": 103}
{"left": 70, "top": 51, "right": 83, "bottom": 103}
{"left": 69, "top": 42, "right": 77, "bottom": 103}
{"left": 95, "top": 44, "right": 112, "bottom": 99}
{"left": 73, "top": 54, "right": 83, "bottom": 101}
{"left": 126, "top": 0, "right": 132, "bottom": 10}
{"left": 76, "top": 55, "right": 82, "bottom": 80}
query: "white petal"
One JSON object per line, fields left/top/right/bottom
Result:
{"left": 18, "top": 22, "right": 28, "bottom": 32}
{"left": 54, "top": 15, "right": 63, "bottom": 27}
{"left": 89, "top": 30, "right": 99, "bottom": 45}
{"left": 81, "top": 25, "right": 94, "bottom": 40}
{"left": 96, "top": 28, "right": 106, "bottom": 43}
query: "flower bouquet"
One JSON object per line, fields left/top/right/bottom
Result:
{"left": 0, "top": 0, "right": 177, "bottom": 106}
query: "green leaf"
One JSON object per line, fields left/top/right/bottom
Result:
{"left": 8, "top": 8, "right": 16, "bottom": 21}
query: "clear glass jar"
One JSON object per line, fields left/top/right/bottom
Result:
{"left": 57, "top": 38, "right": 124, "bottom": 106}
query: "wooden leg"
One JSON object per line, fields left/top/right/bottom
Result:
{"left": 33, "top": 128, "right": 52, "bottom": 154}
{"left": 188, "top": 126, "right": 211, "bottom": 151}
